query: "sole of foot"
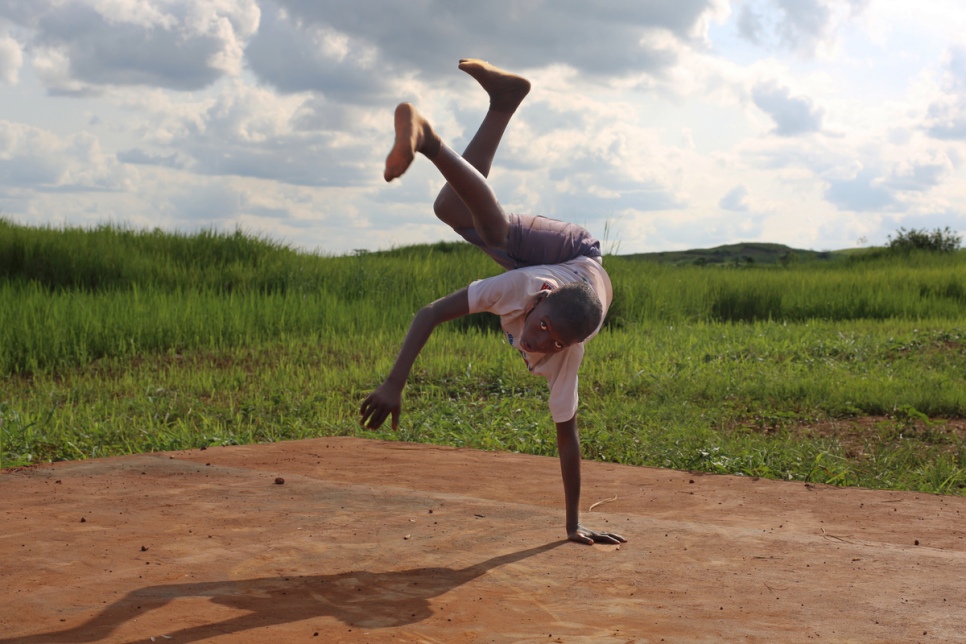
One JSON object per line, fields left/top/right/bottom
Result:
{"left": 458, "top": 59, "right": 531, "bottom": 113}
{"left": 384, "top": 103, "right": 439, "bottom": 182}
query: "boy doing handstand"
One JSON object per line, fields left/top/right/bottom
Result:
{"left": 360, "top": 59, "right": 625, "bottom": 546}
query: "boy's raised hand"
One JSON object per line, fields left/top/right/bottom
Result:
{"left": 360, "top": 382, "right": 402, "bottom": 430}
{"left": 358, "top": 288, "right": 470, "bottom": 433}
{"left": 568, "top": 524, "right": 627, "bottom": 546}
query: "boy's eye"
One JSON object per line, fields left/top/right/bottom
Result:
{"left": 540, "top": 321, "right": 548, "bottom": 330}
{"left": 554, "top": 341, "right": 564, "bottom": 349}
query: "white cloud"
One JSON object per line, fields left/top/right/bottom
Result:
{"left": 15, "top": 0, "right": 260, "bottom": 94}
{"left": 255, "top": 0, "right": 726, "bottom": 83}
{"left": 0, "top": 0, "right": 56, "bottom": 26}
{"left": 752, "top": 80, "right": 825, "bottom": 135}
{"left": 824, "top": 163, "right": 894, "bottom": 212}
{"left": 734, "top": 0, "right": 868, "bottom": 57}
{"left": 180, "top": 84, "right": 381, "bottom": 186}
{"left": 720, "top": 184, "right": 751, "bottom": 211}
{"left": 775, "top": 0, "right": 832, "bottom": 53}
{"left": 736, "top": 4, "right": 765, "bottom": 44}
{"left": 0, "top": 35, "right": 22, "bottom": 84}
{"left": 0, "top": 121, "right": 66, "bottom": 187}
{"left": 244, "top": 2, "right": 390, "bottom": 99}
{"left": 886, "top": 150, "right": 955, "bottom": 192}
{"left": 924, "top": 45, "right": 966, "bottom": 140}
{"left": 0, "top": 120, "right": 128, "bottom": 191}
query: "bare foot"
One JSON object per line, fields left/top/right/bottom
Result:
{"left": 384, "top": 103, "right": 441, "bottom": 182}
{"left": 458, "top": 59, "right": 531, "bottom": 113}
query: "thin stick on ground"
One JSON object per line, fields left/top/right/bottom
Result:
{"left": 588, "top": 495, "right": 618, "bottom": 512}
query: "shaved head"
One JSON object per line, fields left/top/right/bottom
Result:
{"left": 544, "top": 281, "right": 603, "bottom": 344}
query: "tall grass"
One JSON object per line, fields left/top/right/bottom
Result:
{"left": 0, "top": 217, "right": 498, "bottom": 296}
{"left": 604, "top": 253, "right": 966, "bottom": 324}
{"left": 2, "top": 218, "right": 964, "bottom": 376}
{"left": 0, "top": 219, "right": 501, "bottom": 374}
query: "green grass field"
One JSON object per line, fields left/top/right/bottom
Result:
{"left": 2, "top": 218, "right": 965, "bottom": 494}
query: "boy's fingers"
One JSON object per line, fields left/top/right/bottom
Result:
{"left": 368, "top": 408, "right": 387, "bottom": 430}
{"left": 592, "top": 532, "right": 626, "bottom": 544}
{"left": 360, "top": 393, "right": 400, "bottom": 430}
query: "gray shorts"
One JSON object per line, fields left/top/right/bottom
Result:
{"left": 455, "top": 214, "right": 602, "bottom": 271}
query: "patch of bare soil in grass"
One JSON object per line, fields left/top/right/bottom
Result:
{"left": 790, "top": 415, "right": 966, "bottom": 459}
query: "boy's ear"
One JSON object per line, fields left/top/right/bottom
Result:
{"left": 532, "top": 290, "right": 552, "bottom": 311}
{"left": 524, "top": 290, "right": 550, "bottom": 317}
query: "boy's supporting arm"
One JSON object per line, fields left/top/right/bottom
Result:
{"left": 360, "top": 287, "right": 471, "bottom": 430}
{"left": 556, "top": 414, "right": 627, "bottom": 545}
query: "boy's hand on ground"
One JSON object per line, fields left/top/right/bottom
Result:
{"left": 568, "top": 524, "right": 627, "bottom": 546}
{"left": 360, "top": 383, "right": 402, "bottom": 431}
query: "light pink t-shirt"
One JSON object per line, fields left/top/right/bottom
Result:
{"left": 467, "top": 256, "right": 612, "bottom": 423}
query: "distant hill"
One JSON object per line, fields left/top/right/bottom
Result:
{"left": 619, "top": 242, "right": 851, "bottom": 266}
{"left": 365, "top": 240, "right": 859, "bottom": 267}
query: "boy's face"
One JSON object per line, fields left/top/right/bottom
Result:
{"left": 519, "top": 293, "right": 571, "bottom": 354}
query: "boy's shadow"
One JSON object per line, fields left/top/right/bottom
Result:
{"left": 4, "top": 540, "right": 565, "bottom": 643}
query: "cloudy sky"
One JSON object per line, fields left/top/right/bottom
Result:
{"left": 1, "top": 0, "right": 965, "bottom": 255}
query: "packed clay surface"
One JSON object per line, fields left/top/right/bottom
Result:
{"left": 2, "top": 436, "right": 965, "bottom": 642}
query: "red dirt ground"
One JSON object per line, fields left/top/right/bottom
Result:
{"left": 2, "top": 436, "right": 965, "bottom": 643}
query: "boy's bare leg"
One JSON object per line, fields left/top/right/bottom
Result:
{"left": 432, "top": 59, "right": 530, "bottom": 234}
{"left": 385, "top": 103, "right": 509, "bottom": 249}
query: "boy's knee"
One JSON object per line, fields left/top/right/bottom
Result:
{"left": 433, "top": 189, "right": 465, "bottom": 229}
{"left": 432, "top": 191, "right": 449, "bottom": 220}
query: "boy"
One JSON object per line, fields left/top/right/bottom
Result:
{"left": 360, "top": 60, "right": 625, "bottom": 546}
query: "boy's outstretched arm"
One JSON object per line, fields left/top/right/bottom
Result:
{"left": 556, "top": 415, "right": 627, "bottom": 545}
{"left": 360, "top": 287, "right": 470, "bottom": 431}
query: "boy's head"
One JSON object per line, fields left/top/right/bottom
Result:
{"left": 519, "top": 282, "right": 603, "bottom": 354}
